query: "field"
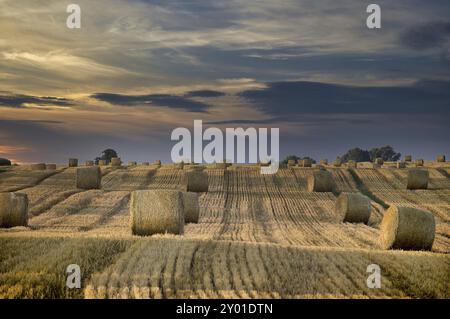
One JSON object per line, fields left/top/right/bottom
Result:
{"left": 0, "top": 163, "right": 449, "bottom": 299}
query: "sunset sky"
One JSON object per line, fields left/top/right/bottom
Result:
{"left": 1, "top": 0, "right": 449, "bottom": 164}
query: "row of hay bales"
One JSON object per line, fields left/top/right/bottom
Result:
{"left": 335, "top": 192, "right": 435, "bottom": 251}
{"left": 66, "top": 158, "right": 163, "bottom": 168}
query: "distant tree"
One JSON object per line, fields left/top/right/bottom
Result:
{"left": 0, "top": 158, "right": 11, "bottom": 166}
{"left": 95, "top": 149, "right": 118, "bottom": 165}
{"left": 341, "top": 148, "right": 371, "bottom": 163}
{"left": 282, "top": 155, "right": 316, "bottom": 165}
{"left": 369, "top": 145, "right": 401, "bottom": 162}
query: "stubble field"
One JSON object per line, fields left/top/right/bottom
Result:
{"left": 0, "top": 163, "right": 449, "bottom": 299}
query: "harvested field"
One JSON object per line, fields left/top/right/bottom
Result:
{"left": 0, "top": 164, "right": 449, "bottom": 298}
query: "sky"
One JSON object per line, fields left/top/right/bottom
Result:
{"left": 0, "top": 0, "right": 449, "bottom": 164}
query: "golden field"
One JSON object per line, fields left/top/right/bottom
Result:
{"left": 0, "top": 162, "right": 449, "bottom": 299}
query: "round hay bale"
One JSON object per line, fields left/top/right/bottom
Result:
{"left": 0, "top": 192, "right": 28, "bottom": 228}
{"left": 85, "top": 160, "right": 94, "bottom": 167}
{"left": 98, "top": 160, "right": 107, "bottom": 166}
{"left": 214, "top": 162, "right": 227, "bottom": 169}
{"left": 111, "top": 157, "right": 122, "bottom": 167}
{"left": 128, "top": 161, "right": 137, "bottom": 166}
{"left": 31, "top": 163, "right": 46, "bottom": 170}
{"left": 436, "top": 155, "right": 446, "bottom": 163}
{"left": 68, "top": 158, "right": 78, "bottom": 167}
{"left": 404, "top": 155, "right": 412, "bottom": 162}
{"left": 379, "top": 206, "right": 435, "bottom": 250}
{"left": 396, "top": 161, "right": 406, "bottom": 169}
{"left": 130, "top": 190, "right": 184, "bottom": 236}
{"left": 407, "top": 169, "right": 428, "bottom": 190}
{"left": 320, "top": 159, "right": 328, "bottom": 165}
{"left": 186, "top": 170, "right": 209, "bottom": 192}
{"left": 299, "top": 159, "right": 312, "bottom": 167}
{"left": 46, "top": 164, "right": 57, "bottom": 170}
{"left": 173, "top": 162, "right": 184, "bottom": 169}
{"left": 333, "top": 159, "right": 342, "bottom": 167}
{"left": 415, "top": 159, "right": 424, "bottom": 167}
{"left": 154, "top": 160, "right": 162, "bottom": 165}
{"left": 346, "top": 160, "right": 357, "bottom": 168}
{"left": 76, "top": 166, "right": 102, "bottom": 189}
{"left": 307, "top": 170, "right": 334, "bottom": 192}
{"left": 287, "top": 159, "right": 296, "bottom": 167}
{"left": 335, "top": 193, "right": 371, "bottom": 224}
{"left": 183, "top": 192, "right": 199, "bottom": 223}
{"left": 374, "top": 158, "right": 384, "bottom": 165}
{"left": 142, "top": 162, "right": 149, "bottom": 166}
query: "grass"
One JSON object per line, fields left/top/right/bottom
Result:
{"left": 0, "top": 236, "right": 133, "bottom": 298}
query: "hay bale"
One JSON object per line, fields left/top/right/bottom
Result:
{"left": 98, "top": 160, "right": 107, "bottom": 166}
{"left": 214, "top": 162, "right": 227, "bottom": 169}
{"left": 298, "top": 159, "right": 312, "bottom": 167}
{"left": 0, "top": 192, "right": 28, "bottom": 228}
{"left": 183, "top": 192, "right": 199, "bottom": 223}
{"left": 154, "top": 160, "right": 162, "bottom": 165}
{"left": 128, "top": 161, "right": 137, "bottom": 166}
{"left": 335, "top": 193, "right": 371, "bottom": 224}
{"left": 172, "top": 162, "right": 184, "bottom": 169}
{"left": 415, "top": 159, "right": 424, "bottom": 167}
{"left": 320, "top": 159, "right": 328, "bottom": 165}
{"left": 407, "top": 169, "right": 428, "bottom": 190}
{"left": 111, "top": 157, "right": 122, "bottom": 167}
{"left": 287, "top": 159, "right": 296, "bottom": 167}
{"left": 186, "top": 170, "right": 209, "bottom": 192}
{"left": 85, "top": 160, "right": 94, "bottom": 166}
{"left": 31, "top": 163, "right": 46, "bottom": 170}
{"left": 347, "top": 160, "right": 357, "bottom": 168}
{"left": 374, "top": 158, "right": 384, "bottom": 165}
{"left": 436, "top": 155, "right": 446, "bottom": 162}
{"left": 142, "top": 162, "right": 149, "bottom": 166}
{"left": 307, "top": 170, "right": 334, "bottom": 192}
{"left": 69, "top": 158, "right": 78, "bottom": 167}
{"left": 333, "top": 159, "right": 342, "bottom": 167}
{"left": 76, "top": 166, "right": 102, "bottom": 189}
{"left": 379, "top": 206, "right": 435, "bottom": 250}
{"left": 130, "top": 190, "right": 184, "bottom": 236}
{"left": 46, "top": 164, "right": 57, "bottom": 170}
{"left": 372, "top": 163, "right": 381, "bottom": 169}
{"left": 404, "top": 155, "right": 412, "bottom": 162}
{"left": 396, "top": 161, "right": 406, "bottom": 169}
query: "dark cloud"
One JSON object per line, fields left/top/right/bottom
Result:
{"left": 206, "top": 117, "right": 373, "bottom": 126}
{"left": 184, "top": 90, "right": 226, "bottom": 98}
{"left": 0, "top": 94, "right": 73, "bottom": 108}
{"left": 91, "top": 93, "right": 211, "bottom": 112}
{"left": 399, "top": 21, "right": 450, "bottom": 50}
{"left": 239, "top": 80, "right": 450, "bottom": 116}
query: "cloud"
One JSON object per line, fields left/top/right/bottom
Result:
{"left": 239, "top": 80, "right": 450, "bottom": 116}
{"left": 0, "top": 93, "right": 73, "bottom": 109}
{"left": 399, "top": 21, "right": 450, "bottom": 50}
{"left": 90, "top": 92, "right": 212, "bottom": 112}
{"left": 184, "top": 90, "right": 226, "bottom": 98}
